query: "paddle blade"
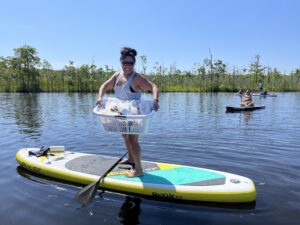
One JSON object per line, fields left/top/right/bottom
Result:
{"left": 75, "top": 152, "right": 128, "bottom": 206}
{"left": 75, "top": 180, "right": 100, "bottom": 205}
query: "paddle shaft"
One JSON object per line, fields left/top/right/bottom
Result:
{"left": 75, "top": 151, "right": 128, "bottom": 205}
{"left": 96, "top": 151, "right": 128, "bottom": 185}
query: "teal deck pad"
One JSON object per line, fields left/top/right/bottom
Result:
{"left": 111, "top": 167, "right": 225, "bottom": 185}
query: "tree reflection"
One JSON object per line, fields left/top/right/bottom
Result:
{"left": 14, "top": 93, "right": 42, "bottom": 138}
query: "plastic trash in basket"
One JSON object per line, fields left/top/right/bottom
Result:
{"left": 93, "top": 98, "right": 155, "bottom": 134}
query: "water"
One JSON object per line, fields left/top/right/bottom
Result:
{"left": 0, "top": 92, "right": 299, "bottom": 225}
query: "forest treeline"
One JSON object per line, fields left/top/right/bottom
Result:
{"left": 1, "top": 45, "right": 300, "bottom": 92}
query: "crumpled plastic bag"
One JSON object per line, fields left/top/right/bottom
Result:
{"left": 102, "top": 98, "right": 153, "bottom": 115}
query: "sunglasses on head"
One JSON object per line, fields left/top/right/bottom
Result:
{"left": 122, "top": 61, "right": 134, "bottom": 66}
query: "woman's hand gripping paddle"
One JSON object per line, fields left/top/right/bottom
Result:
{"left": 75, "top": 152, "right": 128, "bottom": 206}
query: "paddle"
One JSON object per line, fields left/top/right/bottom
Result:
{"left": 75, "top": 152, "right": 128, "bottom": 206}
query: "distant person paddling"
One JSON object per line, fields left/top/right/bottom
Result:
{"left": 238, "top": 89, "right": 243, "bottom": 101}
{"left": 96, "top": 47, "right": 159, "bottom": 177}
{"left": 240, "top": 90, "right": 254, "bottom": 107}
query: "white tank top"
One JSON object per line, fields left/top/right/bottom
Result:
{"left": 114, "top": 72, "right": 141, "bottom": 100}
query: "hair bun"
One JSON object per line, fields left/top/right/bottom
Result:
{"left": 121, "top": 47, "right": 137, "bottom": 57}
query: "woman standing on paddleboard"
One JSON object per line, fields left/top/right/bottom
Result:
{"left": 96, "top": 47, "right": 159, "bottom": 177}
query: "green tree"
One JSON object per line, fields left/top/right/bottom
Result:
{"left": 0, "top": 57, "right": 13, "bottom": 91}
{"left": 77, "top": 64, "right": 90, "bottom": 91}
{"left": 64, "top": 61, "right": 76, "bottom": 91}
{"left": 89, "top": 63, "right": 97, "bottom": 92}
{"left": 140, "top": 55, "right": 147, "bottom": 75}
{"left": 197, "top": 65, "right": 206, "bottom": 76}
{"left": 12, "top": 45, "right": 41, "bottom": 92}
{"left": 213, "top": 59, "right": 226, "bottom": 90}
{"left": 41, "top": 59, "right": 52, "bottom": 91}
{"left": 249, "top": 55, "right": 265, "bottom": 84}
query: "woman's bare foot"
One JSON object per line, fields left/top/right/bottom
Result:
{"left": 126, "top": 169, "right": 143, "bottom": 178}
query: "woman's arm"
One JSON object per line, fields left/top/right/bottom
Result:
{"left": 96, "top": 73, "right": 118, "bottom": 105}
{"left": 133, "top": 74, "right": 159, "bottom": 111}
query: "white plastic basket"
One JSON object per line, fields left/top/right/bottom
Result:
{"left": 93, "top": 98, "right": 155, "bottom": 134}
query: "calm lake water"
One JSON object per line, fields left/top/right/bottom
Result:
{"left": 0, "top": 92, "right": 299, "bottom": 225}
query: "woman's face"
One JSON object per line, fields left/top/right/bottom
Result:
{"left": 121, "top": 56, "right": 135, "bottom": 75}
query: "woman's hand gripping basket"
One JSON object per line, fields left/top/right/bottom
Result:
{"left": 93, "top": 98, "right": 155, "bottom": 134}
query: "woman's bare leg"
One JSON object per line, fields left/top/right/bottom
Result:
{"left": 121, "top": 134, "right": 135, "bottom": 164}
{"left": 126, "top": 134, "right": 143, "bottom": 177}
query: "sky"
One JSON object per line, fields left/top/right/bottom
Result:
{"left": 0, "top": 0, "right": 299, "bottom": 74}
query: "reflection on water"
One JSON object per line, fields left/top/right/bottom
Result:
{"left": 14, "top": 94, "right": 42, "bottom": 138}
{"left": 16, "top": 166, "right": 48, "bottom": 185}
{"left": 242, "top": 111, "right": 251, "bottom": 123}
{"left": 0, "top": 93, "right": 43, "bottom": 138}
{"left": 3, "top": 92, "right": 300, "bottom": 225}
{"left": 118, "top": 196, "right": 141, "bottom": 225}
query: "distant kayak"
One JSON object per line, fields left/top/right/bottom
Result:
{"left": 252, "top": 93, "right": 277, "bottom": 97}
{"left": 226, "top": 105, "right": 265, "bottom": 112}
